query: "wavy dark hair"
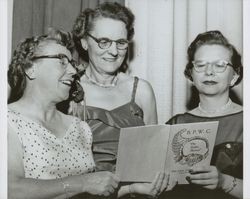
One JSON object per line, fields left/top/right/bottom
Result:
{"left": 72, "top": 2, "right": 134, "bottom": 41}
{"left": 8, "top": 29, "right": 74, "bottom": 103}
{"left": 184, "top": 30, "right": 243, "bottom": 86}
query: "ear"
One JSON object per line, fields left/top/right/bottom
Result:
{"left": 80, "top": 38, "right": 88, "bottom": 51}
{"left": 25, "top": 65, "right": 36, "bottom": 80}
{"left": 230, "top": 73, "right": 239, "bottom": 86}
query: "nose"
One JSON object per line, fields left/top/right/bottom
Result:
{"left": 67, "top": 63, "right": 77, "bottom": 75}
{"left": 204, "top": 64, "right": 215, "bottom": 75}
{"left": 108, "top": 42, "right": 118, "bottom": 56}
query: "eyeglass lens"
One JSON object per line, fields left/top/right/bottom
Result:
{"left": 193, "top": 60, "right": 231, "bottom": 73}
{"left": 87, "top": 33, "right": 128, "bottom": 50}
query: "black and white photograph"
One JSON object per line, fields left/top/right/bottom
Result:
{"left": 1, "top": 0, "right": 249, "bottom": 198}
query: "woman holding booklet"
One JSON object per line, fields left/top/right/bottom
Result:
{"left": 163, "top": 30, "right": 243, "bottom": 199}
{"left": 69, "top": 2, "right": 171, "bottom": 198}
{"left": 7, "top": 29, "right": 121, "bottom": 199}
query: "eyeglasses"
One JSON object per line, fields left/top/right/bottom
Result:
{"left": 192, "top": 60, "right": 233, "bottom": 73}
{"left": 31, "top": 54, "right": 77, "bottom": 68}
{"left": 86, "top": 33, "right": 129, "bottom": 50}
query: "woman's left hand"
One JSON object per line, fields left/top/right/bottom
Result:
{"left": 130, "top": 172, "right": 169, "bottom": 198}
{"left": 187, "top": 166, "right": 222, "bottom": 190}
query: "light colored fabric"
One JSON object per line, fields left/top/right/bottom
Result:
{"left": 125, "top": 0, "right": 243, "bottom": 123}
{"left": 8, "top": 109, "right": 95, "bottom": 179}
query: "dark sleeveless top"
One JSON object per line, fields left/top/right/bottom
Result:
{"left": 161, "top": 111, "right": 243, "bottom": 199}
{"left": 76, "top": 77, "right": 145, "bottom": 172}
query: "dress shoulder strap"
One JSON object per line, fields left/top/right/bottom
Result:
{"left": 131, "top": 76, "right": 139, "bottom": 103}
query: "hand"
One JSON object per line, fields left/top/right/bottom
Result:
{"left": 187, "top": 166, "right": 222, "bottom": 190}
{"left": 130, "top": 172, "right": 169, "bottom": 198}
{"left": 81, "top": 171, "right": 119, "bottom": 196}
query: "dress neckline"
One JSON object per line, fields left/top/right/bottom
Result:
{"left": 8, "top": 108, "right": 76, "bottom": 140}
{"left": 185, "top": 110, "right": 243, "bottom": 119}
{"left": 86, "top": 101, "right": 141, "bottom": 112}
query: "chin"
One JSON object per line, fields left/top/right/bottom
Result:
{"left": 58, "top": 92, "right": 70, "bottom": 102}
{"left": 102, "top": 63, "right": 121, "bottom": 71}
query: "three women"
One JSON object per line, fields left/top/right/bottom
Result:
{"left": 8, "top": 1, "right": 243, "bottom": 198}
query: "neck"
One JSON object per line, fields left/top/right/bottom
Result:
{"left": 198, "top": 93, "right": 232, "bottom": 115}
{"left": 16, "top": 91, "right": 58, "bottom": 122}
{"left": 199, "top": 94, "right": 229, "bottom": 110}
{"left": 85, "top": 65, "right": 118, "bottom": 88}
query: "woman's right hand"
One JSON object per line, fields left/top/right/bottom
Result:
{"left": 81, "top": 171, "right": 119, "bottom": 196}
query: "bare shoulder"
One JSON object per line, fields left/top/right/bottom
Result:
{"left": 137, "top": 77, "right": 154, "bottom": 89}
{"left": 117, "top": 72, "right": 134, "bottom": 84}
{"left": 117, "top": 73, "right": 156, "bottom": 102}
{"left": 136, "top": 77, "right": 155, "bottom": 97}
{"left": 118, "top": 73, "right": 154, "bottom": 91}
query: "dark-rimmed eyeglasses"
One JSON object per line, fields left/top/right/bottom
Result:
{"left": 86, "top": 33, "right": 129, "bottom": 50}
{"left": 31, "top": 54, "right": 77, "bottom": 68}
{"left": 192, "top": 60, "right": 233, "bottom": 73}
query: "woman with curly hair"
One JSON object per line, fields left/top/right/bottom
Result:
{"left": 7, "top": 29, "right": 120, "bottom": 199}
{"left": 70, "top": 2, "right": 169, "bottom": 198}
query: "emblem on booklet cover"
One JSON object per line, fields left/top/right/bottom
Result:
{"left": 172, "top": 128, "right": 209, "bottom": 166}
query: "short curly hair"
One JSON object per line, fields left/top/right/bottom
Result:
{"left": 8, "top": 29, "right": 74, "bottom": 103}
{"left": 72, "top": 2, "right": 135, "bottom": 48}
{"left": 184, "top": 30, "right": 243, "bottom": 86}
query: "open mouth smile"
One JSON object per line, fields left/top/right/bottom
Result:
{"left": 60, "top": 80, "right": 73, "bottom": 87}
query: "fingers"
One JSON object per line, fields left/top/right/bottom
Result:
{"left": 188, "top": 179, "right": 216, "bottom": 185}
{"left": 189, "top": 166, "right": 216, "bottom": 174}
{"left": 187, "top": 178, "right": 218, "bottom": 190}
{"left": 150, "top": 172, "right": 167, "bottom": 197}
{"left": 186, "top": 166, "right": 219, "bottom": 190}
{"left": 187, "top": 172, "right": 217, "bottom": 180}
{"left": 99, "top": 172, "right": 119, "bottom": 196}
{"left": 160, "top": 173, "right": 169, "bottom": 192}
{"left": 109, "top": 173, "right": 119, "bottom": 188}
{"left": 154, "top": 172, "right": 165, "bottom": 191}
{"left": 188, "top": 166, "right": 218, "bottom": 182}
{"left": 151, "top": 172, "right": 161, "bottom": 187}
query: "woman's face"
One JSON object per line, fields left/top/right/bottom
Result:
{"left": 33, "top": 42, "right": 76, "bottom": 101}
{"left": 83, "top": 17, "right": 128, "bottom": 74}
{"left": 191, "top": 44, "right": 237, "bottom": 96}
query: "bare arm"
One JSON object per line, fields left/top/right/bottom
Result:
{"left": 135, "top": 79, "right": 158, "bottom": 124}
{"left": 188, "top": 166, "right": 242, "bottom": 198}
{"left": 220, "top": 174, "right": 242, "bottom": 199}
{"left": 8, "top": 125, "right": 119, "bottom": 199}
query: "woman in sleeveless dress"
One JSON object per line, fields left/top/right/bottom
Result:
{"left": 70, "top": 2, "right": 169, "bottom": 198}
{"left": 162, "top": 30, "right": 243, "bottom": 199}
{"left": 8, "top": 29, "right": 119, "bottom": 199}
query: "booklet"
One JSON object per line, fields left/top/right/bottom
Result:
{"left": 116, "top": 121, "right": 219, "bottom": 185}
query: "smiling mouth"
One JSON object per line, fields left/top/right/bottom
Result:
{"left": 203, "top": 81, "right": 217, "bottom": 85}
{"left": 103, "top": 57, "right": 117, "bottom": 62}
{"left": 60, "top": 80, "right": 73, "bottom": 87}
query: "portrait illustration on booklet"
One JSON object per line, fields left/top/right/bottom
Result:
{"left": 116, "top": 121, "right": 219, "bottom": 185}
